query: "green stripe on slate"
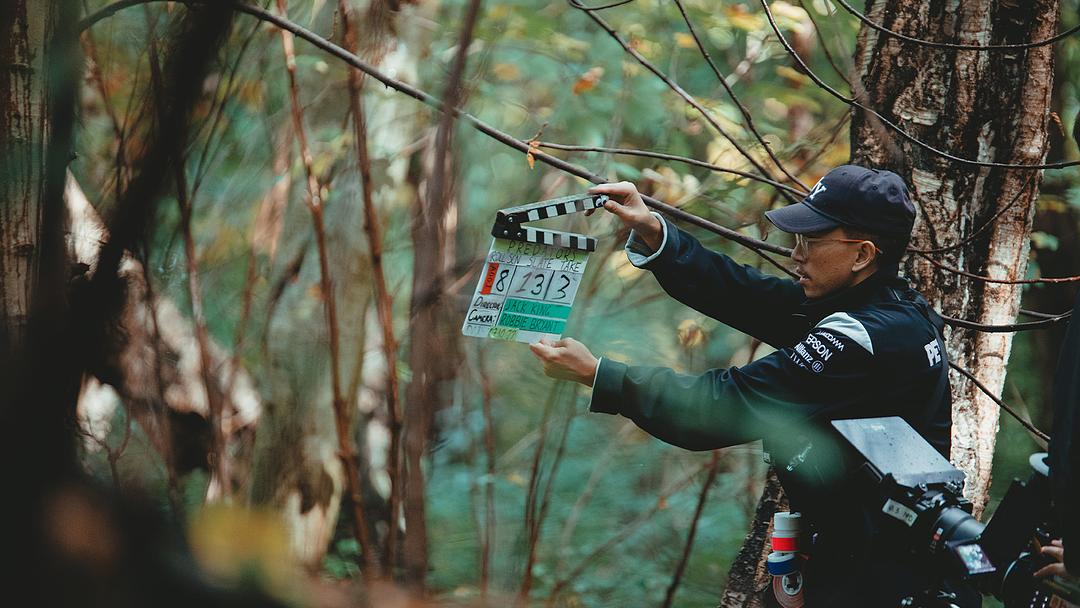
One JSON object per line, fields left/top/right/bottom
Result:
{"left": 503, "top": 298, "right": 572, "bottom": 319}
{"left": 497, "top": 313, "right": 566, "bottom": 334}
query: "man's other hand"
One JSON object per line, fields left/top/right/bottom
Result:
{"left": 588, "top": 182, "right": 663, "bottom": 251}
{"left": 529, "top": 337, "right": 599, "bottom": 386}
{"left": 1035, "top": 539, "right": 1069, "bottom": 578}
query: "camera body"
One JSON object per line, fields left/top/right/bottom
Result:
{"left": 826, "top": 417, "right": 1075, "bottom": 608}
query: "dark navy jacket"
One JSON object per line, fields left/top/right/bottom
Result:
{"left": 590, "top": 217, "right": 968, "bottom": 606}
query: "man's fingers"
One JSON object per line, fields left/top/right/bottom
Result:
{"left": 1035, "top": 563, "right": 1067, "bottom": 578}
{"left": 1042, "top": 545, "right": 1065, "bottom": 560}
{"left": 530, "top": 341, "right": 556, "bottom": 359}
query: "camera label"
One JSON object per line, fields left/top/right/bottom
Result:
{"left": 882, "top": 499, "right": 918, "bottom": 527}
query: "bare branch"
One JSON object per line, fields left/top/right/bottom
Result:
{"left": 545, "top": 459, "right": 712, "bottom": 605}
{"left": 908, "top": 173, "right": 1035, "bottom": 255}
{"left": 941, "top": 312, "right": 1072, "bottom": 333}
{"left": 916, "top": 252, "right": 1080, "bottom": 285}
{"left": 948, "top": 361, "right": 1050, "bottom": 443}
{"left": 537, "top": 142, "right": 805, "bottom": 195}
{"left": 670, "top": 0, "right": 809, "bottom": 191}
{"left": 81, "top": 0, "right": 797, "bottom": 262}
{"left": 758, "top": 0, "right": 1080, "bottom": 170}
{"left": 570, "top": 0, "right": 802, "bottom": 201}
{"left": 339, "top": 0, "right": 394, "bottom": 580}
{"left": 661, "top": 450, "right": 720, "bottom": 608}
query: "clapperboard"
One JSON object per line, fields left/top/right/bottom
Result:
{"left": 462, "top": 193, "right": 607, "bottom": 344}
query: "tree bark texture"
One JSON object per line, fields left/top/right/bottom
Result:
{"left": 850, "top": 0, "right": 1057, "bottom": 515}
{"left": 0, "top": 0, "right": 56, "bottom": 364}
{"left": 718, "top": 469, "right": 788, "bottom": 608}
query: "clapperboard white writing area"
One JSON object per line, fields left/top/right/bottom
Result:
{"left": 462, "top": 193, "right": 607, "bottom": 344}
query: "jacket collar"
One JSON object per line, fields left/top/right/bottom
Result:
{"left": 798, "top": 266, "right": 903, "bottom": 324}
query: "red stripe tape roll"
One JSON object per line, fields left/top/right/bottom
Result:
{"left": 772, "top": 536, "right": 798, "bottom": 552}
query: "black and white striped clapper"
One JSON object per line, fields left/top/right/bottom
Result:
{"left": 491, "top": 193, "right": 609, "bottom": 252}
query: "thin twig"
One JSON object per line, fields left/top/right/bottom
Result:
{"left": 796, "top": 0, "right": 851, "bottom": 86}
{"left": 146, "top": 11, "right": 232, "bottom": 500}
{"left": 948, "top": 361, "right": 1050, "bottom": 442}
{"left": 536, "top": 142, "right": 805, "bottom": 195}
{"left": 670, "top": 0, "right": 808, "bottom": 191}
{"left": 758, "top": 0, "right": 1078, "bottom": 170}
{"left": 339, "top": 0, "right": 394, "bottom": 578}
{"left": 916, "top": 252, "right": 1080, "bottom": 285}
{"left": 942, "top": 311, "right": 1072, "bottom": 333}
{"left": 518, "top": 382, "right": 562, "bottom": 605}
{"left": 477, "top": 346, "right": 497, "bottom": 597}
{"left": 81, "top": 0, "right": 798, "bottom": 261}
{"left": 276, "top": 0, "right": 373, "bottom": 580}
{"left": 570, "top": 0, "right": 800, "bottom": 202}
{"left": 545, "top": 460, "right": 712, "bottom": 605}
{"left": 661, "top": 451, "right": 720, "bottom": 608}
{"left": 175, "top": 163, "right": 231, "bottom": 500}
{"left": 908, "top": 173, "right": 1036, "bottom": 255}
{"left": 834, "top": 0, "right": 1080, "bottom": 51}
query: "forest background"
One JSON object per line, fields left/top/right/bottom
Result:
{"left": 5, "top": 0, "right": 1080, "bottom": 606}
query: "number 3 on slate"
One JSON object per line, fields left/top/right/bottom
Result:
{"left": 551, "top": 273, "right": 571, "bottom": 300}
{"left": 530, "top": 274, "right": 546, "bottom": 296}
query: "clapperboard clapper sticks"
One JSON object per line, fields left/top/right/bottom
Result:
{"left": 462, "top": 193, "right": 609, "bottom": 344}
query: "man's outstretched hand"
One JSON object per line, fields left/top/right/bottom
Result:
{"left": 587, "top": 182, "right": 663, "bottom": 251}
{"left": 529, "top": 337, "right": 599, "bottom": 387}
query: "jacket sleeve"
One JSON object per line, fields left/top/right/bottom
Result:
{"left": 627, "top": 215, "right": 808, "bottom": 348}
{"left": 589, "top": 326, "right": 875, "bottom": 451}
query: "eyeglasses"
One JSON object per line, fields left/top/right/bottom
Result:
{"left": 794, "top": 233, "right": 884, "bottom": 255}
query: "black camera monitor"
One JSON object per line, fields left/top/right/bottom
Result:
{"left": 831, "top": 416, "right": 965, "bottom": 489}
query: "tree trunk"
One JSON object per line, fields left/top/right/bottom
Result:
{"left": 67, "top": 174, "right": 262, "bottom": 492}
{"left": 850, "top": 0, "right": 1057, "bottom": 516}
{"left": 718, "top": 469, "right": 787, "bottom": 608}
{"left": 0, "top": 0, "right": 56, "bottom": 368}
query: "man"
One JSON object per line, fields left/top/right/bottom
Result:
{"left": 530, "top": 165, "right": 971, "bottom": 606}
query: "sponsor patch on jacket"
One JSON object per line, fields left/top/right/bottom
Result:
{"left": 791, "top": 331, "right": 839, "bottom": 373}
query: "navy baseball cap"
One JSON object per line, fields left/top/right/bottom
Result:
{"left": 765, "top": 165, "right": 915, "bottom": 237}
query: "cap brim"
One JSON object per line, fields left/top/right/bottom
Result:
{"left": 765, "top": 203, "right": 841, "bottom": 234}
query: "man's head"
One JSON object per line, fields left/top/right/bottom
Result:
{"left": 765, "top": 165, "right": 915, "bottom": 299}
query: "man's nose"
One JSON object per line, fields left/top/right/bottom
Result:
{"left": 791, "top": 244, "right": 807, "bottom": 263}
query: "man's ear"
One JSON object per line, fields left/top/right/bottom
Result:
{"left": 852, "top": 241, "right": 877, "bottom": 273}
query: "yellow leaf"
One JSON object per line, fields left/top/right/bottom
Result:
{"left": 725, "top": 5, "right": 765, "bottom": 31}
{"left": 674, "top": 32, "right": 697, "bottom": 48}
{"left": 572, "top": 66, "right": 604, "bottom": 95}
{"left": 492, "top": 62, "right": 520, "bottom": 81}
{"left": 775, "top": 65, "right": 811, "bottom": 86}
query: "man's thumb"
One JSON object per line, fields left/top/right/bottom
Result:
{"left": 603, "top": 198, "right": 632, "bottom": 219}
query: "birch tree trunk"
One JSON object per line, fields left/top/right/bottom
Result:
{"left": 850, "top": 0, "right": 1057, "bottom": 516}
{"left": 0, "top": 0, "right": 56, "bottom": 366}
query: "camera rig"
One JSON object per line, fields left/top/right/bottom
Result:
{"left": 824, "top": 415, "right": 1078, "bottom": 608}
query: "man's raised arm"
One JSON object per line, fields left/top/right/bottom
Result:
{"left": 589, "top": 182, "right": 807, "bottom": 349}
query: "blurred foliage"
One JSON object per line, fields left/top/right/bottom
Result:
{"left": 69, "top": 0, "right": 1080, "bottom": 605}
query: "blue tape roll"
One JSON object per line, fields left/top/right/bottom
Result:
{"left": 767, "top": 551, "right": 799, "bottom": 576}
